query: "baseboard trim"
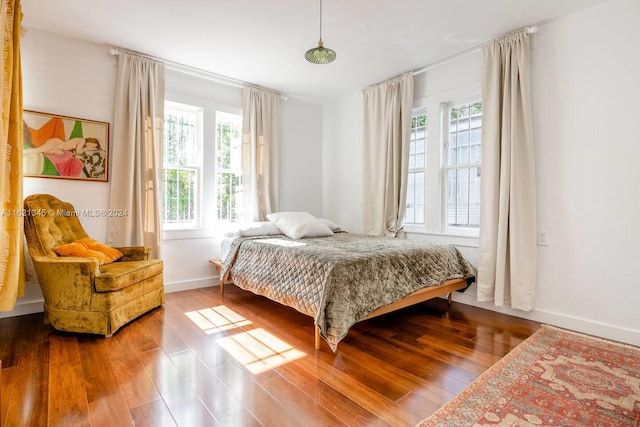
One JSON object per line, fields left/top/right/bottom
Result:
{"left": 4, "top": 278, "right": 637, "bottom": 347}
{"left": 0, "top": 276, "right": 221, "bottom": 319}
{"left": 164, "top": 276, "right": 219, "bottom": 294}
{"left": 451, "top": 291, "right": 640, "bottom": 347}
{"left": 0, "top": 298, "right": 44, "bottom": 318}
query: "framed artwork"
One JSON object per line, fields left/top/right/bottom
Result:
{"left": 23, "top": 110, "right": 109, "bottom": 182}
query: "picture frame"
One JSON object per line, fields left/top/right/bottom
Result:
{"left": 23, "top": 110, "right": 109, "bottom": 182}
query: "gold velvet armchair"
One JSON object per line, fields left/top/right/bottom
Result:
{"left": 23, "top": 194, "right": 165, "bottom": 336}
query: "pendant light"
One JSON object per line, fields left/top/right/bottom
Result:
{"left": 305, "top": 0, "right": 336, "bottom": 64}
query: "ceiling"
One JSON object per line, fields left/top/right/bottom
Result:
{"left": 22, "top": 0, "right": 607, "bottom": 102}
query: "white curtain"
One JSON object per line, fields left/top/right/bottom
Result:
{"left": 107, "top": 52, "right": 165, "bottom": 258}
{"left": 477, "top": 28, "right": 537, "bottom": 311}
{"left": 363, "top": 72, "right": 414, "bottom": 237}
{"left": 241, "top": 86, "right": 281, "bottom": 221}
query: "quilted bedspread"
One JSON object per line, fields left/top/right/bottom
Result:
{"left": 221, "top": 233, "right": 476, "bottom": 351}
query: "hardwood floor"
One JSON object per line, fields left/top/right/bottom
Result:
{"left": 0, "top": 285, "right": 539, "bottom": 427}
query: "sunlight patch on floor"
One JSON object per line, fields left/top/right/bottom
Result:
{"left": 185, "top": 305, "right": 252, "bottom": 334}
{"left": 216, "top": 328, "right": 306, "bottom": 374}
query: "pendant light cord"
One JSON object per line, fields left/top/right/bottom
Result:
{"left": 319, "top": 0, "right": 323, "bottom": 43}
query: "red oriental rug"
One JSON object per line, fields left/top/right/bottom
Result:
{"left": 417, "top": 325, "right": 640, "bottom": 426}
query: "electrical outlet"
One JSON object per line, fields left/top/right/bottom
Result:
{"left": 537, "top": 230, "right": 548, "bottom": 246}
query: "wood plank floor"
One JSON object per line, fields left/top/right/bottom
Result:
{"left": 0, "top": 285, "right": 540, "bottom": 427}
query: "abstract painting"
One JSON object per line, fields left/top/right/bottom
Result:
{"left": 23, "top": 110, "right": 109, "bottom": 182}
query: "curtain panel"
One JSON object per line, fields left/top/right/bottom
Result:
{"left": 477, "top": 28, "right": 537, "bottom": 311}
{"left": 362, "top": 72, "right": 414, "bottom": 237}
{"left": 241, "top": 86, "right": 281, "bottom": 221}
{"left": 0, "top": 0, "right": 24, "bottom": 311}
{"left": 107, "top": 52, "right": 165, "bottom": 258}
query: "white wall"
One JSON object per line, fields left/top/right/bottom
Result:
{"left": 8, "top": 28, "right": 326, "bottom": 316}
{"left": 322, "top": 94, "right": 363, "bottom": 233}
{"left": 11, "top": 29, "right": 117, "bottom": 316}
{"left": 324, "top": 0, "right": 640, "bottom": 346}
{"left": 22, "top": 29, "right": 115, "bottom": 240}
{"left": 279, "top": 98, "right": 324, "bottom": 214}
{"left": 525, "top": 0, "right": 640, "bottom": 343}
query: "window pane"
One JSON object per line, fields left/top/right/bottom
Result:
{"left": 414, "top": 171, "right": 424, "bottom": 224}
{"left": 469, "top": 166, "right": 481, "bottom": 226}
{"left": 163, "top": 168, "right": 197, "bottom": 224}
{"left": 470, "top": 128, "right": 482, "bottom": 162}
{"left": 216, "top": 111, "right": 243, "bottom": 221}
{"left": 164, "top": 107, "right": 200, "bottom": 166}
{"left": 449, "top": 101, "right": 483, "bottom": 167}
{"left": 444, "top": 100, "right": 482, "bottom": 231}
{"left": 163, "top": 101, "right": 202, "bottom": 227}
{"left": 410, "top": 113, "right": 426, "bottom": 168}
{"left": 415, "top": 128, "right": 425, "bottom": 149}
{"left": 405, "top": 171, "right": 424, "bottom": 225}
{"left": 446, "top": 166, "right": 480, "bottom": 228}
{"left": 405, "top": 173, "right": 415, "bottom": 224}
{"left": 449, "top": 132, "right": 457, "bottom": 165}
{"left": 406, "top": 111, "right": 426, "bottom": 225}
{"left": 216, "top": 172, "right": 242, "bottom": 221}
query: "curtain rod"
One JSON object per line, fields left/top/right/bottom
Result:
{"left": 413, "top": 26, "right": 538, "bottom": 76}
{"left": 108, "top": 47, "right": 287, "bottom": 99}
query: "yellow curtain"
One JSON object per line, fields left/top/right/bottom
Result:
{"left": 0, "top": 0, "right": 24, "bottom": 311}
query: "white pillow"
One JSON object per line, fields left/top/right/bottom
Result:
{"left": 318, "top": 218, "right": 341, "bottom": 232}
{"left": 238, "top": 221, "right": 282, "bottom": 237}
{"left": 267, "top": 211, "right": 334, "bottom": 239}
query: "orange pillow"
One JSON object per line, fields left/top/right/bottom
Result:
{"left": 75, "top": 238, "right": 123, "bottom": 263}
{"left": 52, "top": 242, "right": 111, "bottom": 265}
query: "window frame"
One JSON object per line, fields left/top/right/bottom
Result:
{"left": 441, "top": 97, "right": 482, "bottom": 236}
{"left": 162, "top": 100, "right": 204, "bottom": 231}
{"left": 214, "top": 110, "right": 244, "bottom": 223}
{"left": 404, "top": 108, "right": 427, "bottom": 226}
{"left": 403, "top": 82, "right": 481, "bottom": 245}
{"left": 162, "top": 93, "right": 242, "bottom": 240}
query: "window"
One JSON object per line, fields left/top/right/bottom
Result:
{"left": 162, "top": 101, "right": 203, "bottom": 229}
{"left": 162, "top": 100, "right": 243, "bottom": 234}
{"left": 443, "top": 101, "right": 482, "bottom": 230}
{"left": 215, "top": 111, "right": 243, "bottom": 221}
{"left": 403, "top": 85, "right": 482, "bottom": 240}
{"left": 405, "top": 110, "right": 426, "bottom": 225}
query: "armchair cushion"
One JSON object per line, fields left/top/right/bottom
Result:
{"left": 53, "top": 238, "right": 124, "bottom": 265}
{"left": 96, "top": 259, "right": 164, "bottom": 292}
{"left": 76, "top": 238, "right": 123, "bottom": 262}
{"left": 53, "top": 241, "right": 113, "bottom": 265}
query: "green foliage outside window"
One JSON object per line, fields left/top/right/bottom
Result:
{"left": 163, "top": 110, "right": 199, "bottom": 225}
{"left": 216, "top": 116, "right": 242, "bottom": 221}
{"left": 450, "top": 102, "right": 482, "bottom": 119}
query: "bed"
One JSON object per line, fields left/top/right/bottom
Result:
{"left": 219, "top": 228, "right": 476, "bottom": 352}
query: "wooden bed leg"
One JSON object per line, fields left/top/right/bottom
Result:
{"left": 447, "top": 292, "right": 453, "bottom": 305}
{"left": 314, "top": 326, "right": 320, "bottom": 351}
{"left": 219, "top": 280, "right": 224, "bottom": 295}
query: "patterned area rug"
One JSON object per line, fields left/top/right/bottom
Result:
{"left": 417, "top": 325, "right": 640, "bottom": 426}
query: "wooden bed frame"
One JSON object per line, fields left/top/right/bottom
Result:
{"left": 210, "top": 259, "right": 467, "bottom": 350}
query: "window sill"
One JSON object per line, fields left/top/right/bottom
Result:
{"left": 404, "top": 228, "right": 479, "bottom": 248}
{"left": 163, "top": 228, "right": 220, "bottom": 240}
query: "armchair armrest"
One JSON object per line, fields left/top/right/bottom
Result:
{"left": 115, "top": 246, "right": 151, "bottom": 261}
{"left": 29, "top": 255, "right": 100, "bottom": 310}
